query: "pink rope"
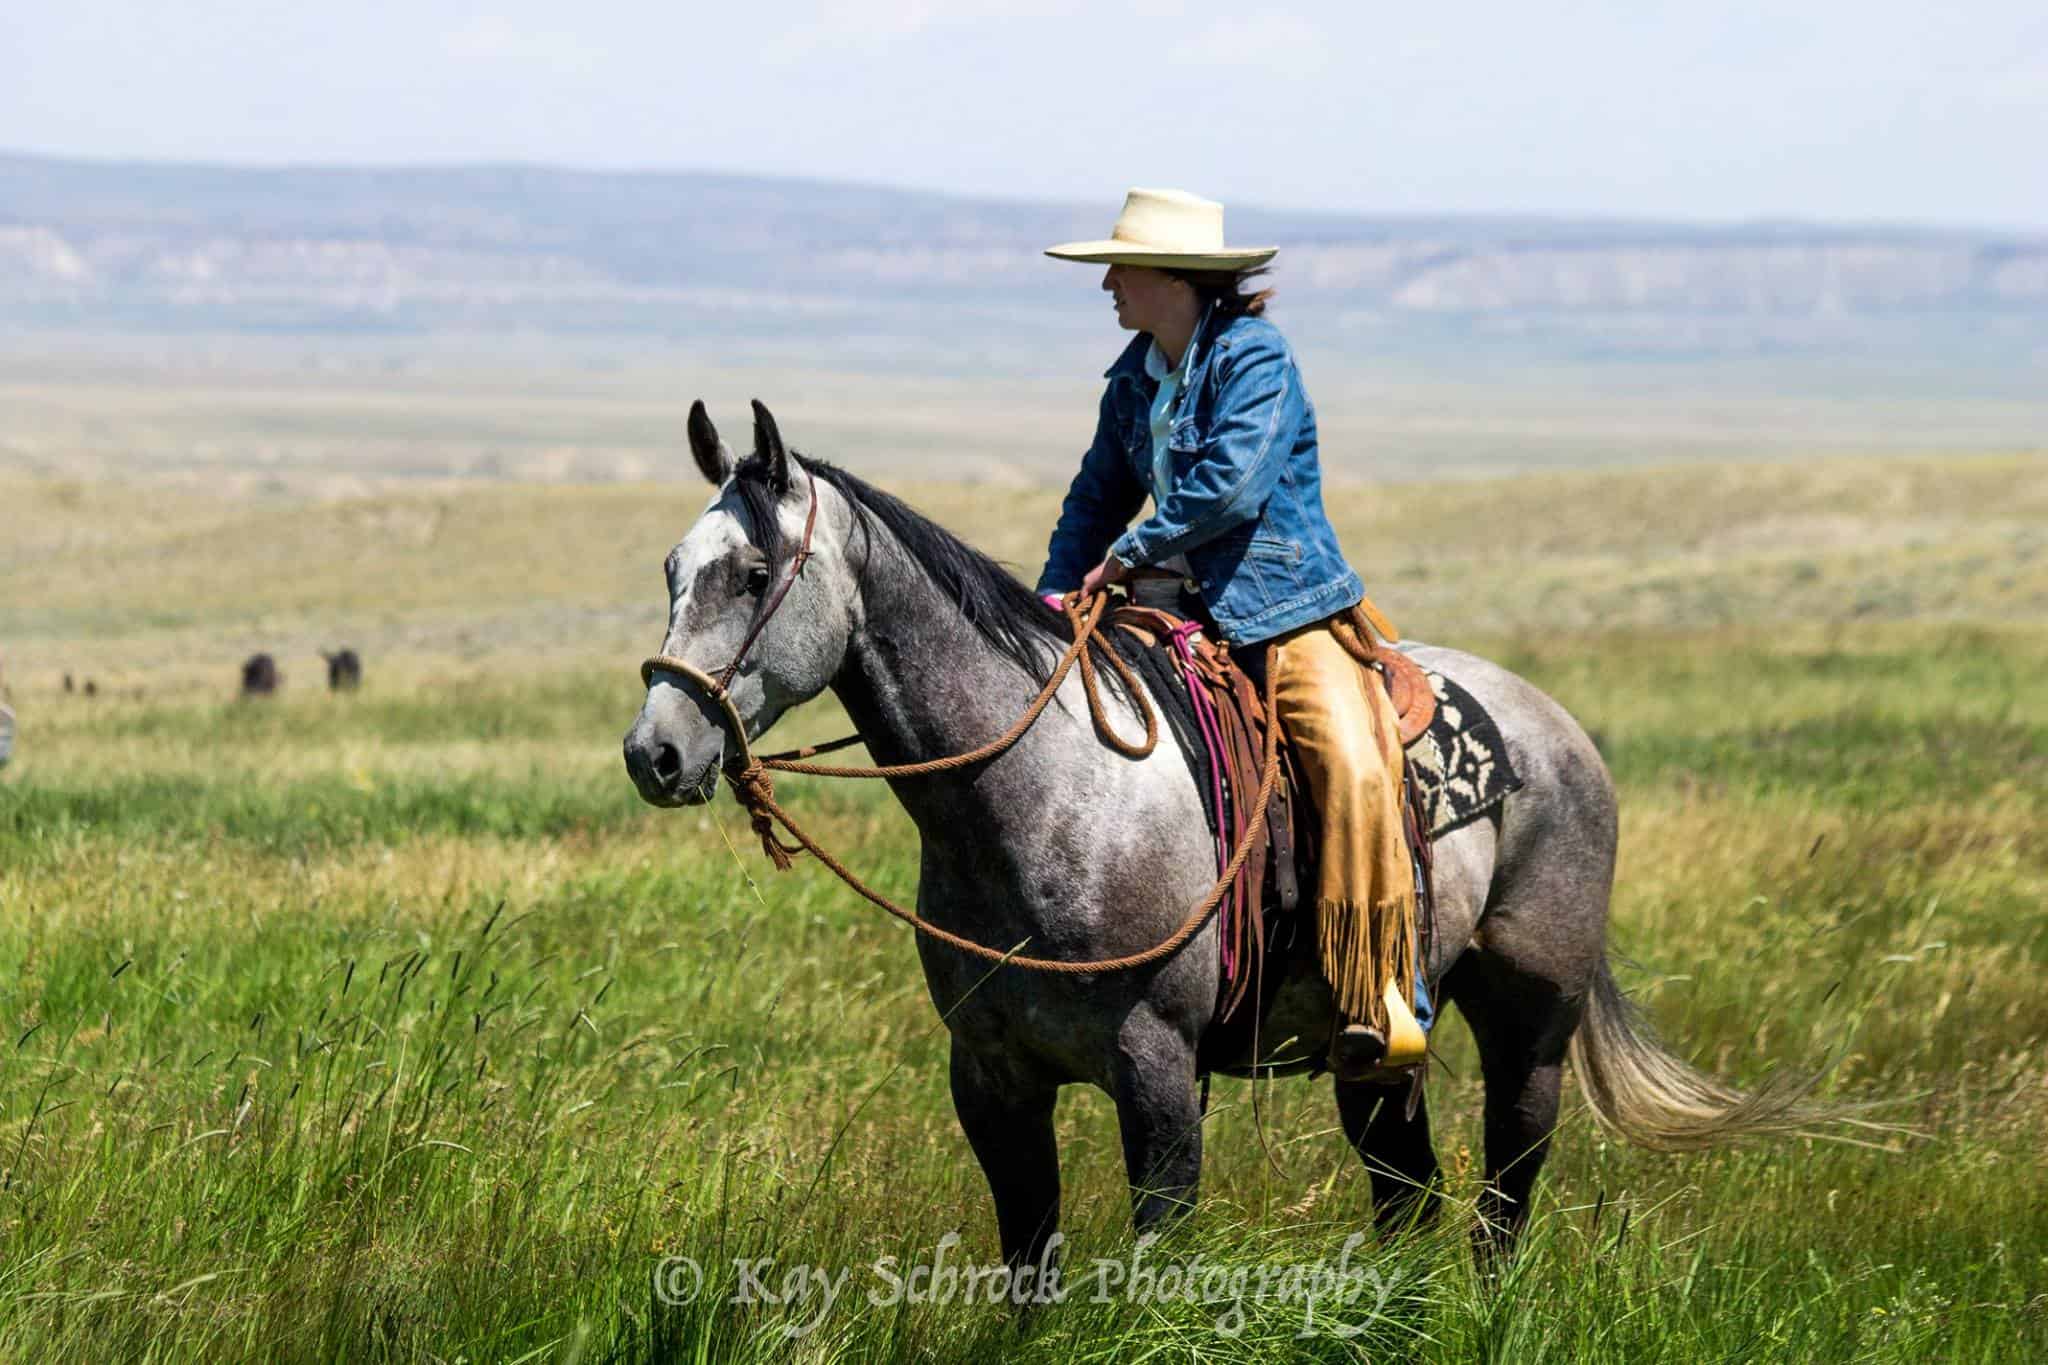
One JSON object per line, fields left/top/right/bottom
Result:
{"left": 1171, "top": 622, "right": 1241, "bottom": 983}
{"left": 1170, "top": 626, "right": 1231, "bottom": 873}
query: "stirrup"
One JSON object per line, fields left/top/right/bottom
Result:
{"left": 1381, "top": 980, "right": 1428, "bottom": 1069}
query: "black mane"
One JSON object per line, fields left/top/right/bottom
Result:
{"left": 801, "top": 456, "right": 1074, "bottom": 680}
{"left": 726, "top": 448, "right": 1132, "bottom": 687}
{"left": 720, "top": 448, "right": 1142, "bottom": 722}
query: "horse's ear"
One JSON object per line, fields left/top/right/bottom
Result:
{"left": 687, "top": 400, "right": 733, "bottom": 485}
{"left": 750, "top": 399, "right": 791, "bottom": 495}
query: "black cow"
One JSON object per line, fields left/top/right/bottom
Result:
{"left": 321, "top": 649, "right": 362, "bottom": 691}
{"left": 240, "top": 654, "right": 280, "bottom": 698}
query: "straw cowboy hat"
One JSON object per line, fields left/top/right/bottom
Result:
{"left": 1045, "top": 187, "right": 1277, "bottom": 272}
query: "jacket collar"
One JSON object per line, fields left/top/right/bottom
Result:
{"left": 1103, "top": 301, "right": 1221, "bottom": 382}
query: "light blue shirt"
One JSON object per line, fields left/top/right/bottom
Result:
{"left": 1142, "top": 336, "right": 1191, "bottom": 507}
{"left": 1141, "top": 333, "right": 1199, "bottom": 575}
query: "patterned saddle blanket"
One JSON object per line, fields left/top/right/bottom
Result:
{"left": 1405, "top": 666, "right": 1523, "bottom": 839}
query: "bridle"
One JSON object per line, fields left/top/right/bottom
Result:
{"left": 639, "top": 473, "right": 821, "bottom": 777}
{"left": 630, "top": 469, "right": 1283, "bottom": 978}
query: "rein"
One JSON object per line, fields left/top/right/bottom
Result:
{"left": 640, "top": 522, "right": 1282, "bottom": 973}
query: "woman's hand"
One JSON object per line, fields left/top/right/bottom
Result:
{"left": 1078, "top": 554, "right": 1130, "bottom": 598}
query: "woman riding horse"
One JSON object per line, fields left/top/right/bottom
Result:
{"left": 1035, "top": 188, "right": 1426, "bottom": 1081}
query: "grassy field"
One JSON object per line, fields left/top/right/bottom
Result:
{"left": 2, "top": 451, "right": 2045, "bottom": 1360}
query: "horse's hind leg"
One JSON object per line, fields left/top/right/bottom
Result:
{"left": 1108, "top": 1018, "right": 1204, "bottom": 1232}
{"left": 1335, "top": 1077, "right": 1443, "bottom": 1235}
{"left": 950, "top": 1043, "right": 1062, "bottom": 1279}
{"left": 1447, "top": 953, "right": 1584, "bottom": 1263}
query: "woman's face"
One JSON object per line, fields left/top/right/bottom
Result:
{"left": 1102, "top": 263, "right": 1189, "bottom": 336}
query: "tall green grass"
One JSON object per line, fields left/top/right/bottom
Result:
{"left": 3, "top": 622, "right": 2043, "bottom": 1360}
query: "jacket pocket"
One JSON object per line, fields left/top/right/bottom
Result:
{"left": 1247, "top": 536, "right": 1302, "bottom": 565}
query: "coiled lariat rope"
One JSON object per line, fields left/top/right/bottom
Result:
{"left": 641, "top": 590, "right": 1282, "bottom": 974}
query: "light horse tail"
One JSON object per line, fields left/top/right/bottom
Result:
{"left": 1570, "top": 960, "right": 1895, "bottom": 1151}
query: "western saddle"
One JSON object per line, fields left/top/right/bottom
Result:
{"left": 1111, "top": 572, "right": 1437, "bottom": 1062}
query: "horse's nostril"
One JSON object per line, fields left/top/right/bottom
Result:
{"left": 652, "top": 743, "right": 682, "bottom": 784}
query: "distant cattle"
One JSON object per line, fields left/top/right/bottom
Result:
{"left": 321, "top": 648, "right": 363, "bottom": 692}
{"left": 240, "top": 654, "right": 281, "bottom": 698}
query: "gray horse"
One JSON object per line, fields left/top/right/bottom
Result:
{"left": 624, "top": 401, "right": 1842, "bottom": 1275}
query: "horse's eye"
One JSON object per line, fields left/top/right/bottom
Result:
{"left": 743, "top": 564, "right": 772, "bottom": 595}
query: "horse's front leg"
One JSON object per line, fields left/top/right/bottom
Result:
{"left": 1108, "top": 1012, "right": 1205, "bottom": 1232}
{"left": 950, "top": 1041, "right": 1062, "bottom": 1287}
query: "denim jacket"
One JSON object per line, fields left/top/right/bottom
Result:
{"left": 1035, "top": 311, "right": 1364, "bottom": 644}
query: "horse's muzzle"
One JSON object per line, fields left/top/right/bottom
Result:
{"left": 623, "top": 723, "right": 720, "bottom": 807}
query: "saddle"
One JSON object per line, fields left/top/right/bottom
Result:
{"left": 1111, "top": 576, "right": 1438, "bottom": 1046}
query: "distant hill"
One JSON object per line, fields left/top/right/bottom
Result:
{"left": 2, "top": 150, "right": 2045, "bottom": 368}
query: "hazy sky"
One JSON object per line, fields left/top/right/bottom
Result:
{"left": 4, "top": 1, "right": 2044, "bottom": 226}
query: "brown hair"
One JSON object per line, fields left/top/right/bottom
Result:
{"left": 1165, "top": 265, "right": 1274, "bottom": 319}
